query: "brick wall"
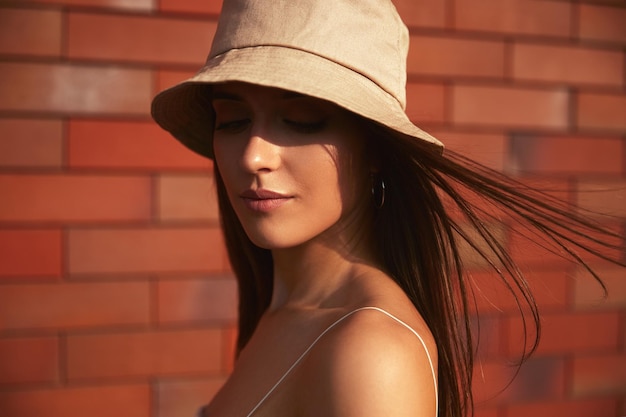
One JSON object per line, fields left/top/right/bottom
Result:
{"left": 0, "top": 1, "right": 623, "bottom": 416}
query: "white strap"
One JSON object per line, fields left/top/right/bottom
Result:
{"left": 247, "top": 306, "right": 438, "bottom": 416}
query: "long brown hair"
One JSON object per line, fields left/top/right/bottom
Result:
{"left": 214, "top": 119, "right": 624, "bottom": 417}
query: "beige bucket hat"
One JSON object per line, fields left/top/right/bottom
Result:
{"left": 151, "top": 0, "right": 444, "bottom": 159}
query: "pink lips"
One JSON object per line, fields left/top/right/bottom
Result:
{"left": 240, "top": 189, "right": 292, "bottom": 212}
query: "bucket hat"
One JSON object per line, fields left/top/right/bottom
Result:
{"left": 151, "top": 0, "right": 444, "bottom": 158}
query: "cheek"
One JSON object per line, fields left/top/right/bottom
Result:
{"left": 299, "top": 144, "right": 363, "bottom": 219}
{"left": 333, "top": 138, "right": 370, "bottom": 208}
{"left": 311, "top": 159, "right": 345, "bottom": 211}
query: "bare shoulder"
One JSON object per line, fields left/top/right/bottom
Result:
{"left": 295, "top": 307, "right": 438, "bottom": 417}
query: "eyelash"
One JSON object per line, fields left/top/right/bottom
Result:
{"left": 215, "top": 119, "right": 249, "bottom": 132}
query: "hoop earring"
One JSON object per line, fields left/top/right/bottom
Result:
{"left": 371, "top": 174, "right": 385, "bottom": 209}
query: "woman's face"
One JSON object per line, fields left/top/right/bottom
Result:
{"left": 212, "top": 82, "right": 371, "bottom": 250}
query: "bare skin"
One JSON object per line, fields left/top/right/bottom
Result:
{"left": 203, "top": 264, "right": 438, "bottom": 416}
{"left": 202, "top": 83, "right": 438, "bottom": 416}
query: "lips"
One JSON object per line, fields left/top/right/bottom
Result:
{"left": 240, "top": 189, "right": 292, "bottom": 212}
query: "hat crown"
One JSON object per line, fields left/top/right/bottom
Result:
{"left": 209, "top": 0, "right": 409, "bottom": 109}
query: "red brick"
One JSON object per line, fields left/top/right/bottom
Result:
{"left": 156, "top": 69, "right": 198, "bottom": 92}
{"left": 576, "top": 179, "right": 626, "bottom": 218}
{"left": 406, "top": 82, "right": 446, "bottom": 124}
{"left": 513, "top": 43, "right": 623, "bottom": 87}
{"left": 508, "top": 135, "right": 623, "bottom": 175}
{"left": 574, "top": 266, "right": 626, "bottom": 308}
{"left": 393, "top": 0, "right": 446, "bottom": 28}
{"left": 0, "top": 229, "right": 61, "bottom": 278}
{"left": 157, "top": 277, "right": 237, "bottom": 324}
{"left": 157, "top": 174, "right": 218, "bottom": 221}
{"left": 0, "top": 174, "right": 151, "bottom": 222}
{"left": 473, "top": 408, "right": 499, "bottom": 417}
{"left": 579, "top": 4, "right": 626, "bottom": 44}
{"left": 68, "top": 120, "right": 211, "bottom": 170}
{"left": 0, "top": 282, "right": 149, "bottom": 330}
{"left": 455, "top": 0, "right": 571, "bottom": 37}
{"left": 472, "top": 361, "right": 515, "bottom": 405}
{"left": 408, "top": 36, "right": 505, "bottom": 78}
{"left": 452, "top": 86, "right": 568, "bottom": 129}
{"left": 512, "top": 177, "right": 573, "bottom": 202}
{"left": 568, "top": 221, "right": 623, "bottom": 262}
{"left": 511, "top": 217, "right": 624, "bottom": 267}
{"left": 156, "top": 378, "right": 227, "bottom": 417}
{"left": 572, "top": 353, "right": 626, "bottom": 396}
{"left": 508, "top": 227, "right": 573, "bottom": 266}
{"left": 68, "top": 227, "right": 225, "bottom": 275}
{"left": 0, "top": 62, "right": 151, "bottom": 115}
{"left": 160, "top": 0, "right": 223, "bottom": 15}
{"left": 0, "top": 337, "right": 59, "bottom": 384}
{"left": 68, "top": 12, "right": 216, "bottom": 65}
{"left": 473, "top": 357, "right": 566, "bottom": 404}
{"left": 507, "top": 398, "right": 619, "bottom": 417}
{"left": 66, "top": 329, "right": 222, "bottom": 380}
{"left": 25, "top": 0, "right": 152, "bottom": 10}
{"left": 431, "top": 130, "right": 507, "bottom": 171}
{"left": 0, "top": 8, "right": 61, "bottom": 57}
{"left": 0, "top": 385, "right": 150, "bottom": 417}
{"left": 506, "top": 311, "right": 620, "bottom": 356}
{"left": 470, "top": 270, "right": 568, "bottom": 314}
{"left": 472, "top": 316, "right": 502, "bottom": 359}
{"left": 508, "top": 357, "right": 567, "bottom": 402}
{"left": 581, "top": 0, "right": 626, "bottom": 6}
{"left": 0, "top": 119, "right": 63, "bottom": 168}
{"left": 577, "top": 92, "right": 626, "bottom": 132}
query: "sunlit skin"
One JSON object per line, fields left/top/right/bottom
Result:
{"left": 212, "top": 82, "right": 371, "bottom": 253}
{"left": 206, "top": 82, "right": 438, "bottom": 417}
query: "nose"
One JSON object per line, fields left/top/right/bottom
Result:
{"left": 240, "top": 127, "right": 281, "bottom": 174}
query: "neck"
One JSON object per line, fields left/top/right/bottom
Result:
{"left": 268, "top": 227, "right": 378, "bottom": 312}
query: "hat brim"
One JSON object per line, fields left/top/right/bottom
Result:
{"left": 151, "top": 46, "right": 443, "bottom": 159}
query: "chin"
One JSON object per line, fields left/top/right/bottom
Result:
{"left": 245, "top": 230, "right": 312, "bottom": 251}
{"left": 244, "top": 230, "right": 292, "bottom": 250}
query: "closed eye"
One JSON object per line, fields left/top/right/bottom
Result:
{"left": 284, "top": 119, "right": 327, "bottom": 134}
{"left": 214, "top": 119, "right": 250, "bottom": 133}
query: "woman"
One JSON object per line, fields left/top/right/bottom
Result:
{"left": 151, "top": 0, "right": 624, "bottom": 416}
